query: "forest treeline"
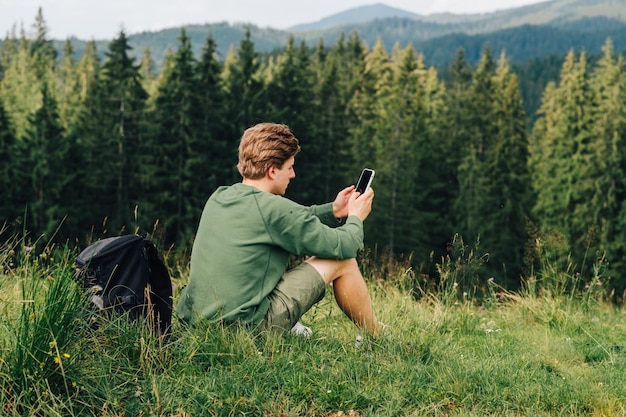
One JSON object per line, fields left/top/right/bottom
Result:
{"left": 2, "top": 11, "right": 626, "bottom": 301}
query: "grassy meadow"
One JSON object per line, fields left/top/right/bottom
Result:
{"left": 1, "top": 234, "right": 626, "bottom": 416}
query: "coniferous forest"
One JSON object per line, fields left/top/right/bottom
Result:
{"left": 2, "top": 10, "right": 626, "bottom": 302}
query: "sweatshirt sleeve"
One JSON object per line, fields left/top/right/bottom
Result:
{"left": 308, "top": 202, "right": 345, "bottom": 227}
{"left": 259, "top": 195, "right": 364, "bottom": 259}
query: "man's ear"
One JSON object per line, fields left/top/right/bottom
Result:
{"left": 266, "top": 165, "right": 278, "bottom": 180}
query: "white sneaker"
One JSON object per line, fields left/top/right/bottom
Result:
{"left": 290, "top": 321, "right": 312, "bottom": 338}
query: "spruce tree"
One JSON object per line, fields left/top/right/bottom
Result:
{"left": 29, "top": 7, "right": 57, "bottom": 79}
{"left": 530, "top": 51, "right": 596, "bottom": 260}
{"left": 441, "top": 48, "right": 474, "bottom": 250}
{"left": 0, "top": 99, "right": 20, "bottom": 228}
{"left": 347, "top": 38, "right": 391, "bottom": 180}
{"left": 0, "top": 31, "right": 41, "bottom": 138}
{"left": 139, "top": 46, "right": 158, "bottom": 98}
{"left": 57, "top": 39, "right": 82, "bottom": 131}
{"left": 75, "top": 40, "right": 101, "bottom": 102}
{"left": 21, "top": 83, "right": 68, "bottom": 238}
{"left": 0, "top": 26, "right": 18, "bottom": 80}
{"left": 310, "top": 39, "right": 353, "bottom": 200}
{"left": 455, "top": 45, "right": 496, "bottom": 250}
{"left": 485, "top": 53, "right": 534, "bottom": 285}
{"left": 29, "top": 7, "right": 56, "bottom": 62}
{"left": 371, "top": 44, "right": 425, "bottom": 254}
{"left": 408, "top": 65, "right": 452, "bottom": 270}
{"left": 346, "top": 39, "right": 392, "bottom": 248}
{"left": 337, "top": 32, "right": 369, "bottom": 175}
{"left": 75, "top": 31, "right": 148, "bottom": 235}
{"left": 588, "top": 40, "right": 626, "bottom": 298}
{"left": 148, "top": 29, "right": 203, "bottom": 243}
{"left": 265, "top": 36, "right": 319, "bottom": 203}
{"left": 222, "top": 28, "right": 266, "bottom": 142}
{"left": 195, "top": 32, "right": 232, "bottom": 198}
{"left": 454, "top": 47, "right": 534, "bottom": 286}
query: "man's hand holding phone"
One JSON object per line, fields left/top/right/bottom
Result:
{"left": 348, "top": 168, "right": 375, "bottom": 222}
{"left": 333, "top": 169, "right": 375, "bottom": 221}
{"left": 348, "top": 186, "right": 374, "bottom": 222}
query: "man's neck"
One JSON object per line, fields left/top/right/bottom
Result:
{"left": 242, "top": 178, "right": 274, "bottom": 194}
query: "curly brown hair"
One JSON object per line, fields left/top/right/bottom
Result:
{"left": 237, "top": 123, "right": 301, "bottom": 179}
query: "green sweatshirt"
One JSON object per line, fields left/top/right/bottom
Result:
{"left": 176, "top": 183, "right": 364, "bottom": 326}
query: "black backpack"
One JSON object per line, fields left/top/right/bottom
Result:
{"left": 75, "top": 234, "right": 173, "bottom": 334}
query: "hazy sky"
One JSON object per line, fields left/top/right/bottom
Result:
{"left": 2, "top": 0, "right": 550, "bottom": 40}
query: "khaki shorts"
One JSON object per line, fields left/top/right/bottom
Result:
{"left": 263, "top": 262, "right": 326, "bottom": 333}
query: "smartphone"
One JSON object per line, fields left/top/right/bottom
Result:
{"left": 355, "top": 168, "right": 375, "bottom": 194}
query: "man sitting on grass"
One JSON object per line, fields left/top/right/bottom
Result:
{"left": 176, "top": 122, "right": 379, "bottom": 338}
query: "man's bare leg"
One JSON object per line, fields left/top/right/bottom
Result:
{"left": 306, "top": 257, "right": 379, "bottom": 335}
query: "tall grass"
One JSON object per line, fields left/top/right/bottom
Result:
{"left": 1, "top": 232, "right": 625, "bottom": 416}
{"left": 1, "top": 240, "right": 87, "bottom": 415}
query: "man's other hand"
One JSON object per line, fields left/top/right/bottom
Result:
{"left": 332, "top": 185, "right": 355, "bottom": 218}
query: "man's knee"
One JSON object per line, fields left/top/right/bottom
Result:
{"left": 305, "top": 257, "right": 359, "bottom": 285}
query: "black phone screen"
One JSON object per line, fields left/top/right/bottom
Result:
{"left": 356, "top": 169, "right": 374, "bottom": 193}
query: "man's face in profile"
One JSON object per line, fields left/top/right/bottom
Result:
{"left": 270, "top": 156, "right": 296, "bottom": 196}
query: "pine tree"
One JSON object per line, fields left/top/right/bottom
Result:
{"left": 455, "top": 45, "right": 496, "bottom": 249}
{"left": 222, "top": 28, "right": 266, "bottom": 142}
{"left": 587, "top": 40, "right": 626, "bottom": 298}
{"left": 0, "top": 31, "right": 41, "bottom": 138}
{"left": 153, "top": 49, "right": 176, "bottom": 95}
{"left": 347, "top": 38, "right": 391, "bottom": 178}
{"left": 337, "top": 32, "right": 368, "bottom": 100}
{"left": 194, "top": 32, "right": 232, "bottom": 199}
{"left": 75, "top": 40, "right": 101, "bottom": 102}
{"left": 530, "top": 51, "right": 596, "bottom": 259}
{"left": 29, "top": 7, "right": 56, "bottom": 62}
{"left": 485, "top": 52, "right": 534, "bottom": 285}
{"left": 75, "top": 31, "right": 148, "bottom": 234}
{"left": 315, "top": 32, "right": 371, "bottom": 201}
{"left": 462, "top": 47, "right": 487, "bottom": 241}
{"left": 266, "top": 36, "right": 319, "bottom": 203}
{"left": 21, "top": 83, "right": 68, "bottom": 238}
{"left": 148, "top": 29, "right": 203, "bottom": 243}
{"left": 0, "top": 26, "right": 18, "bottom": 80}
{"left": 441, "top": 48, "right": 474, "bottom": 248}
{"left": 139, "top": 45, "right": 158, "bottom": 98}
{"left": 407, "top": 65, "right": 451, "bottom": 269}
{"left": 452, "top": 46, "right": 534, "bottom": 286}
{"left": 0, "top": 99, "right": 20, "bottom": 228}
{"left": 57, "top": 39, "right": 82, "bottom": 131}
{"left": 372, "top": 44, "right": 426, "bottom": 254}
{"left": 310, "top": 39, "right": 353, "bottom": 201}
{"left": 29, "top": 7, "right": 57, "bottom": 79}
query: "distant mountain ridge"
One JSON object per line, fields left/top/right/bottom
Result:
{"left": 288, "top": 3, "right": 421, "bottom": 32}
{"left": 421, "top": 0, "right": 626, "bottom": 29}
{"left": 285, "top": 0, "right": 626, "bottom": 33}
{"left": 30, "top": 0, "right": 626, "bottom": 70}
